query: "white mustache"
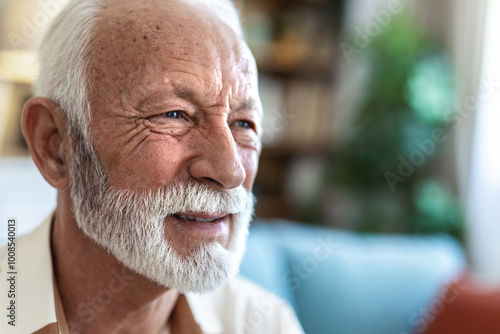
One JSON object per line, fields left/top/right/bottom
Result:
{"left": 106, "top": 180, "right": 254, "bottom": 220}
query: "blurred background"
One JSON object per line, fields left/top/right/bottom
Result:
{"left": 242, "top": 0, "right": 500, "bottom": 286}
{"left": 2, "top": 0, "right": 500, "bottom": 333}
{"left": 243, "top": 0, "right": 500, "bottom": 288}
{"left": 0, "top": 0, "right": 499, "bottom": 281}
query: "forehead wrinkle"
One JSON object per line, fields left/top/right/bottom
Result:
{"left": 91, "top": 0, "right": 259, "bottom": 117}
{"left": 90, "top": 3, "right": 211, "bottom": 89}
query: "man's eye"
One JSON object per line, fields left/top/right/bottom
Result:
{"left": 237, "top": 120, "right": 253, "bottom": 129}
{"left": 163, "top": 111, "right": 182, "bottom": 119}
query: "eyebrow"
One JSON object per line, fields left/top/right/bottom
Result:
{"left": 237, "top": 99, "right": 255, "bottom": 110}
{"left": 177, "top": 88, "right": 194, "bottom": 100}
{"left": 136, "top": 86, "right": 258, "bottom": 113}
{"left": 135, "top": 88, "right": 189, "bottom": 112}
{"left": 175, "top": 87, "right": 257, "bottom": 111}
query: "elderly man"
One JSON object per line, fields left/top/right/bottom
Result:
{"left": 0, "top": 0, "right": 304, "bottom": 333}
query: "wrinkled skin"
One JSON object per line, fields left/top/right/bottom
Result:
{"left": 21, "top": 0, "right": 262, "bottom": 333}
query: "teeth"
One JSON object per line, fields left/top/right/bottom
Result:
{"left": 178, "top": 215, "right": 217, "bottom": 222}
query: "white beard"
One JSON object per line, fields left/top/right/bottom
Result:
{"left": 67, "top": 128, "right": 255, "bottom": 293}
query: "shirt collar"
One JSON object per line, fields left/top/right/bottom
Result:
{"left": 185, "top": 293, "right": 224, "bottom": 333}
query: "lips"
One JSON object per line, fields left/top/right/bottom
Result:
{"left": 172, "top": 212, "right": 228, "bottom": 223}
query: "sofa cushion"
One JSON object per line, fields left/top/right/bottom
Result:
{"left": 241, "top": 220, "right": 467, "bottom": 334}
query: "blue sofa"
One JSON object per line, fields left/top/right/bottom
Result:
{"left": 0, "top": 158, "right": 466, "bottom": 334}
{"left": 240, "top": 221, "right": 466, "bottom": 334}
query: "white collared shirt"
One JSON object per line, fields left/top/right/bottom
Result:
{"left": 0, "top": 214, "right": 305, "bottom": 334}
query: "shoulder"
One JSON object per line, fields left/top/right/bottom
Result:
{"left": 223, "top": 275, "right": 291, "bottom": 309}
{"left": 222, "top": 276, "right": 305, "bottom": 334}
{"left": 188, "top": 276, "right": 305, "bottom": 334}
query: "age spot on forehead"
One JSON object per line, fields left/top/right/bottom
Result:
{"left": 91, "top": 0, "right": 258, "bottom": 104}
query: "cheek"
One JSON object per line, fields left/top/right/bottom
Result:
{"left": 105, "top": 139, "right": 191, "bottom": 189}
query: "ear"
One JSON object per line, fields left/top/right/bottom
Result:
{"left": 22, "top": 97, "right": 70, "bottom": 190}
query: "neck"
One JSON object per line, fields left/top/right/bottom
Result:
{"left": 51, "top": 191, "right": 179, "bottom": 334}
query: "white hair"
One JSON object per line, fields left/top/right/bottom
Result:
{"left": 34, "top": 0, "right": 102, "bottom": 140}
{"left": 33, "top": 0, "right": 243, "bottom": 141}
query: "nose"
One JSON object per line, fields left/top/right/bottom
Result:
{"left": 188, "top": 122, "right": 246, "bottom": 189}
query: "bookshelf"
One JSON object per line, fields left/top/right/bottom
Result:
{"left": 240, "top": 0, "right": 345, "bottom": 221}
